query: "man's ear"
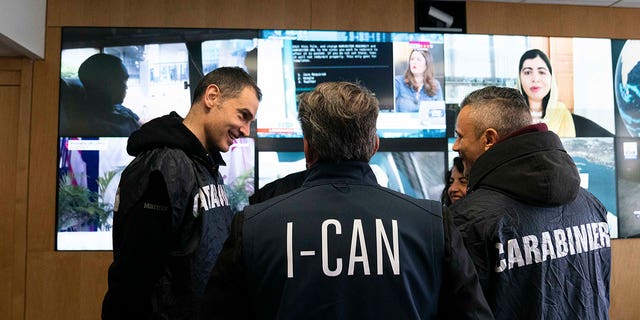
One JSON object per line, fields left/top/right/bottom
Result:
{"left": 204, "top": 84, "right": 221, "bottom": 109}
{"left": 483, "top": 128, "right": 499, "bottom": 151}
{"left": 303, "top": 138, "right": 318, "bottom": 168}
{"left": 373, "top": 136, "right": 380, "bottom": 154}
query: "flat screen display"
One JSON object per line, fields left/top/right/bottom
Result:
{"left": 444, "top": 34, "right": 615, "bottom": 138}
{"left": 56, "top": 136, "right": 254, "bottom": 250}
{"left": 256, "top": 30, "right": 447, "bottom": 138}
{"left": 56, "top": 26, "right": 638, "bottom": 250}
{"left": 616, "top": 138, "right": 640, "bottom": 238}
{"left": 258, "top": 151, "right": 445, "bottom": 200}
{"left": 561, "top": 138, "right": 617, "bottom": 238}
{"left": 56, "top": 27, "right": 260, "bottom": 250}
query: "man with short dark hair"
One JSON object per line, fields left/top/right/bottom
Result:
{"left": 450, "top": 86, "right": 611, "bottom": 319}
{"left": 102, "top": 67, "right": 261, "bottom": 320}
{"left": 201, "top": 81, "right": 492, "bottom": 320}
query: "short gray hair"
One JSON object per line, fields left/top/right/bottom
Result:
{"left": 460, "top": 86, "right": 532, "bottom": 137}
{"left": 297, "top": 82, "right": 379, "bottom": 162}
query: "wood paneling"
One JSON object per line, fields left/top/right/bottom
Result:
{"left": 28, "top": 28, "right": 60, "bottom": 254}
{"left": 466, "top": 1, "right": 640, "bottom": 39}
{"left": 611, "top": 239, "right": 640, "bottom": 319}
{"left": 0, "top": 57, "right": 33, "bottom": 320}
{"left": 309, "top": 0, "right": 414, "bottom": 32}
{"left": 24, "top": 252, "right": 112, "bottom": 319}
{"left": 0, "top": 71, "right": 21, "bottom": 85}
{"left": 0, "top": 75, "right": 21, "bottom": 320}
{"left": 47, "top": 0, "right": 312, "bottom": 30}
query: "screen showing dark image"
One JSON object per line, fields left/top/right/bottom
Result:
{"left": 616, "top": 138, "right": 640, "bottom": 238}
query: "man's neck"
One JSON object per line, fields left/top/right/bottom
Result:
{"left": 498, "top": 123, "right": 548, "bottom": 143}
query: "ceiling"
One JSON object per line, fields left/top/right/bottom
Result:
{"left": 0, "top": 31, "right": 38, "bottom": 58}
{"left": 469, "top": 0, "right": 640, "bottom": 7}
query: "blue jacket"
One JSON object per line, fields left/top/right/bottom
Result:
{"left": 394, "top": 75, "right": 443, "bottom": 112}
{"left": 450, "top": 127, "right": 611, "bottom": 320}
{"left": 102, "top": 112, "right": 234, "bottom": 320}
{"left": 202, "top": 161, "right": 492, "bottom": 320}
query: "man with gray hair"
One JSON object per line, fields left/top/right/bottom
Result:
{"left": 450, "top": 86, "right": 611, "bottom": 319}
{"left": 201, "top": 81, "right": 492, "bottom": 319}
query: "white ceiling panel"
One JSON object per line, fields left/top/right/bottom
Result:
{"left": 611, "top": 0, "right": 640, "bottom": 7}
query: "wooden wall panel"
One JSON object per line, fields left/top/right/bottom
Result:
{"left": 309, "top": 0, "right": 414, "bottom": 32}
{"left": 466, "top": 1, "right": 640, "bottom": 39}
{"left": 0, "top": 75, "right": 21, "bottom": 320}
{"left": 47, "top": 0, "right": 312, "bottom": 30}
{"left": 13, "top": 59, "right": 32, "bottom": 320}
{"left": 0, "top": 57, "right": 33, "bottom": 320}
{"left": 24, "top": 252, "right": 112, "bottom": 319}
{"left": 611, "top": 239, "right": 640, "bottom": 320}
{"left": 27, "top": 28, "right": 60, "bottom": 254}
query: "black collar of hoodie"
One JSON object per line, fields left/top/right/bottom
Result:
{"left": 126, "top": 111, "right": 226, "bottom": 167}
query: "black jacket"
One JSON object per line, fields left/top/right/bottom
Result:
{"left": 102, "top": 112, "right": 234, "bottom": 320}
{"left": 202, "top": 161, "right": 493, "bottom": 320}
{"left": 450, "top": 127, "right": 611, "bottom": 320}
{"left": 248, "top": 169, "right": 307, "bottom": 204}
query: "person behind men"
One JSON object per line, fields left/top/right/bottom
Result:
{"left": 440, "top": 156, "right": 467, "bottom": 207}
{"left": 450, "top": 86, "right": 611, "bottom": 319}
{"left": 60, "top": 53, "right": 141, "bottom": 137}
{"left": 101, "top": 67, "right": 261, "bottom": 320}
{"left": 201, "top": 81, "right": 492, "bottom": 320}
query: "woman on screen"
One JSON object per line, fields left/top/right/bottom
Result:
{"left": 517, "top": 49, "right": 576, "bottom": 137}
{"left": 394, "top": 49, "right": 443, "bottom": 112}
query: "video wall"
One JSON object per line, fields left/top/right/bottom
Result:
{"left": 56, "top": 27, "right": 640, "bottom": 250}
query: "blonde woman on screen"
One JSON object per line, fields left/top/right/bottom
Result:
{"left": 517, "top": 49, "right": 576, "bottom": 137}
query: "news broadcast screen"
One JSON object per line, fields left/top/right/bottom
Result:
{"left": 256, "top": 30, "right": 447, "bottom": 138}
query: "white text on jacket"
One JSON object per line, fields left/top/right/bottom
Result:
{"left": 286, "top": 219, "right": 400, "bottom": 278}
{"left": 495, "top": 222, "right": 610, "bottom": 272}
{"left": 193, "top": 183, "right": 229, "bottom": 217}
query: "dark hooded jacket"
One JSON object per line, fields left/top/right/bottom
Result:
{"left": 450, "top": 125, "right": 611, "bottom": 320}
{"left": 102, "top": 112, "right": 234, "bottom": 320}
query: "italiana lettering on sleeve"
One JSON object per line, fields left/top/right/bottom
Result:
{"left": 192, "top": 183, "right": 229, "bottom": 217}
{"left": 287, "top": 219, "right": 400, "bottom": 278}
{"left": 495, "top": 222, "right": 611, "bottom": 272}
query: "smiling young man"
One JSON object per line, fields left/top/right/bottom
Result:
{"left": 450, "top": 86, "right": 611, "bottom": 320}
{"left": 102, "top": 67, "right": 261, "bottom": 320}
